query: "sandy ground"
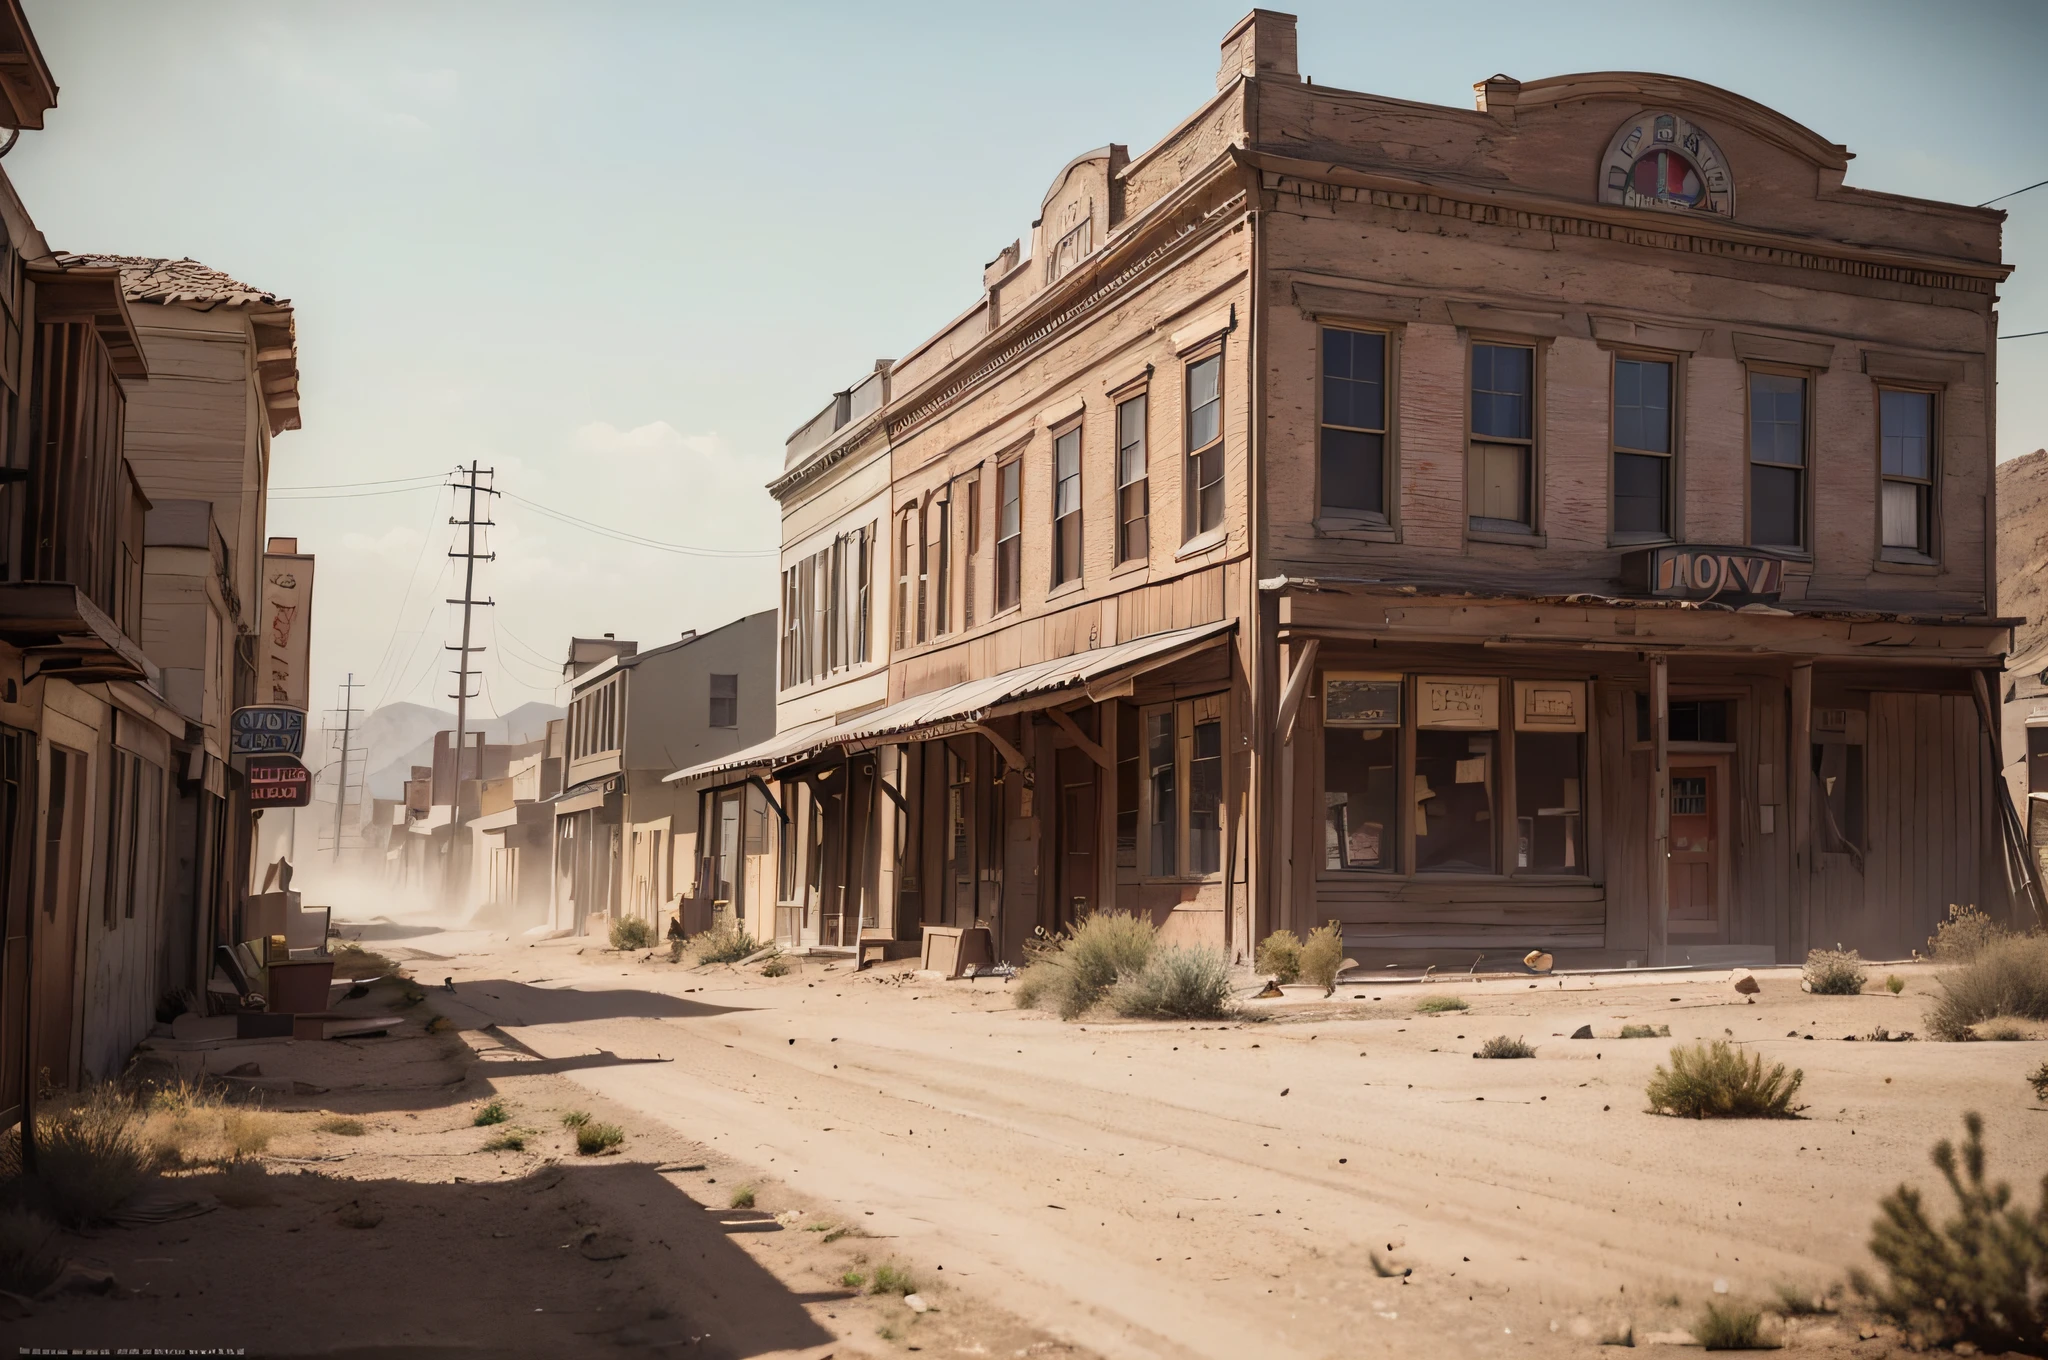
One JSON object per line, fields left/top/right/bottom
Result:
{"left": 14, "top": 922, "right": 2046, "bottom": 1357}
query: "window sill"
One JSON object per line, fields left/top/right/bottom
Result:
{"left": 1046, "top": 578, "right": 1087, "bottom": 602}
{"left": 1750, "top": 545, "right": 1813, "bottom": 563}
{"left": 987, "top": 603, "right": 1023, "bottom": 624}
{"left": 1110, "top": 556, "right": 1151, "bottom": 580}
{"left": 1873, "top": 552, "right": 1940, "bottom": 575}
{"left": 1609, "top": 532, "right": 1676, "bottom": 550}
{"left": 1467, "top": 525, "right": 1547, "bottom": 549}
{"left": 1315, "top": 515, "right": 1399, "bottom": 543}
{"left": 1175, "top": 527, "right": 1228, "bottom": 560}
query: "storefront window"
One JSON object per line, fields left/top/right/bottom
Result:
{"left": 1415, "top": 729, "right": 1496, "bottom": 873}
{"left": 1147, "top": 710, "right": 1177, "bottom": 876}
{"left": 1322, "top": 672, "right": 1401, "bottom": 872}
{"left": 1514, "top": 732, "right": 1585, "bottom": 873}
{"left": 1190, "top": 706, "right": 1224, "bottom": 875}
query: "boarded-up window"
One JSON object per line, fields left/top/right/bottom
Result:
{"left": 709, "top": 674, "right": 738, "bottom": 729}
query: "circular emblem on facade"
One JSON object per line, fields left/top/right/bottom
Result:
{"left": 1599, "top": 112, "right": 1733, "bottom": 217}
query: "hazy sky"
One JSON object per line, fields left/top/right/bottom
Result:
{"left": 11, "top": 1, "right": 2047, "bottom": 751}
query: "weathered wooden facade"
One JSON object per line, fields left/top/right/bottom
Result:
{"left": 684, "top": 10, "right": 2023, "bottom": 968}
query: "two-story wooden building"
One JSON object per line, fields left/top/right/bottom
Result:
{"left": 685, "top": 9, "right": 2025, "bottom": 969}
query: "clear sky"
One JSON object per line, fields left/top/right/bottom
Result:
{"left": 11, "top": 1, "right": 2047, "bottom": 745}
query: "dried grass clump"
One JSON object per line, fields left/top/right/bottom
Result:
{"left": 1620, "top": 1023, "right": 1671, "bottom": 1039}
{"left": 561, "top": 1110, "right": 590, "bottom": 1129}
{"left": 1850, "top": 1112, "right": 2047, "bottom": 1356}
{"left": 473, "top": 1098, "right": 509, "bottom": 1127}
{"left": 1925, "top": 933, "right": 2048, "bottom": 1042}
{"left": 220, "top": 1108, "right": 277, "bottom": 1160}
{"left": 760, "top": 953, "right": 792, "bottom": 978}
{"left": 482, "top": 1130, "right": 527, "bottom": 1152}
{"left": 1299, "top": 921, "right": 1347, "bottom": 993}
{"left": 0, "top": 1087, "right": 148, "bottom": 1225}
{"left": 1476, "top": 1035, "right": 1535, "bottom": 1059}
{"left": 1804, "top": 948, "right": 1867, "bottom": 995}
{"left": 2029, "top": 1060, "right": 2048, "bottom": 1104}
{"left": 1645, "top": 1041, "right": 1805, "bottom": 1119}
{"left": 135, "top": 1080, "right": 277, "bottom": 1168}
{"left": 0, "top": 1207, "right": 63, "bottom": 1296}
{"left": 868, "top": 1262, "right": 918, "bottom": 1296}
{"left": 1107, "top": 946, "right": 1234, "bottom": 1020}
{"left": 691, "top": 924, "right": 759, "bottom": 965}
{"left": 331, "top": 941, "right": 399, "bottom": 980}
{"left": 1255, "top": 930, "right": 1303, "bottom": 983}
{"left": 316, "top": 1116, "right": 366, "bottom": 1137}
{"left": 1415, "top": 995, "right": 1469, "bottom": 1013}
{"left": 1014, "top": 911, "right": 1157, "bottom": 1020}
{"left": 729, "top": 1184, "right": 756, "bottom": 1210}
{"left": 609, "top": 916, "right": 655, "bottom": 951}
{"left": 1693, "top": 1301, "right": 1772, "bottom": 1350}
{"left": 1928, "top": 903, "right": 2009, "bottom": 962}
{"left": 575, "top": 1121, "right": 623, "bottom": 1155}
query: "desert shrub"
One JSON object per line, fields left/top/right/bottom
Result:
{"left": 331, "top": 942, "right": 399, "bottom": 979}
{"left": 0, "top": 1087, "right": 149, "bottom": 1225}
{"left": 1886, "top": 974, "right": 1905, "bottom": 995}
{"left": 1980, "top": 1018, "right": 2031, "bottom": 1041}
{"left": 1929, "top": 903, "right": 2009, "bottom": 962}
{"left": 1620, "top": 1024, "right": 1671, "bottom": 1039}
{"left": 1299, "top": 922, "right": 1347, "bottom": 993}
{"left": 729, "top": 1184, "right": 756, "bottom": 1210}
{"left": 1107, "top": 946, "right": 1234, "bottom": 1020}
{"left": 869, "top": 1262, "right": 918, "bottom": 1296}
{"left": 2030, "top": 1060, "right": 2048, "bottom": 1103}
{"left": 609, "top": 916, "right": 654, "bottom": 952}
{"left": 1804, "top": 948, "right": 1867, "bottom": 995}
{"left": 316, "top": 1117, "right": 366, "bottom": 1137}
{"left": 1850, "top": 1112, "right": 2047, "bottom": 1356}
{"left": 760, "top": 953, "right": 791, "bottom": 978}
{"left": 483, "top": 1130, "right": 526, "bottom": 1152}
{"left": 1693, "top": 1301, "right": 1770, "bottom": 1350}
{"left": 1772, "top": 1282, "right": 1830, "bottom": 1316}
{"left": 1012, "top": 963, "right": 1056, "bottom": 1010}
{"left": 575, "top": 1121, "right": 623, "bottom": 1155}
{"left": 1925, "top": 933, "right": 2048, "bottom": 1041}
{"left": 0, "top": 1207, "right": 62, "bottom": 1296}
{"left": 220, "top": 1108, "right": 276, "bottom": 1160}
{"left": 1415, "top": 995, "right": 1468, "bottom": 1013}
{"left": 691, "top": 924, "right": 760, "bottom": 965}
{"left": 840, "top": 1270, "right": 866, "bottom": 1290}
{"left": 1645, "top": 1041, "right": 1804, "bottom": 1119}
{"left": 1015, "top": 911, "right": 1157, "bottom": 1020}
{"left": 473, "top": 1098, "right": 509, "bottom": 1127}
{"left": 1255, "top": 930, "right": 1303, "bottom": 983}
{"left": 1476, "top": 1035, "right": 1535, "bottom": 1059}
{"left": 561, "top": 1110, "right": 590, "bottom": 1129}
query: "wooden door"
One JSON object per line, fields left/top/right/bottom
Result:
{"left": 1056, "top": 746, "right": 1097, "bottom": 932}
{"left": 1668, "top": 759, "right": 1723, "bottom": 934}
{"left": 35, "top": 746, "right": 85, "bottom": 1088}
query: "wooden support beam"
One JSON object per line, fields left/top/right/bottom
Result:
{"left": 1274, "top": 639, "right": 1319, "bottom": 936}
{"left": 1648, "top": 652, "right": 1670, "bottom": 966}
{"left": 1274, "top": 638, "right": 1320, "bottom": 747}
{"left": 966, "top": 722, "right": 1029, "bottom": 773}
{"left": 1789, "top": 660, "right": 1813, "bottom": 960}
{"left": 1046, "top": 705, "right": 1111, "bottom": 771}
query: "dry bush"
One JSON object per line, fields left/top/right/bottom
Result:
{"left": 1255, "top": 930, "right": 1303, "bottom": 983}
{"left": 483, "top": 1130, "right": 526, "bottom": 1152}
{"left": 331, "top": 942, "right": 399, "bottom": 979}
{"left": 1979, "top": 1018, "right": 2032, "bottom": 1041}
{"left": 575, "top": 1121, "right": 623, "bottom": 1155}
{"left": 221, "top": 1108, "right": 277, "bottom": 1160}
{"left": 1014, "top": 911, "right": 1157, "bottom": 1021}
{"left": 1925, "top": 933, "right": 2048, "bottom": 1041}
{"left": 2030, "top": 1060, "right": 2048, "bottom": 1104}
{"left": 1620, "top": 1023, "right": 1671, "bottom": 1038}
{"left": 1804, "top": 948, "right": 1867, "bottom": 995}
{"left": 0, "top": 1087, "right": 148, "bottom": 1225}
{"left": 1299, "top": 922, "right": 1346, "bottom": 993}
{"left": 0, "top": 1207, "right": 62, "bottom": 1296}
{"left": 760, "top": 953, "right": 792, "bottom": 978}
{"left": 473, "top": 1098, "right": 509, "bottom": 1126}
{"left": 1886, "top": 974, "right": 1905, "bottom": 994}
{"left": 868, "top": 1262, "right": 918, "bottom": 1296}
{"left": 1476, "top": 1035, "right": 1535, "bottom": 1059}
{"left": 609, "top": 916, "right": 654, "bottom": 951}
{"left": 1415, "top": 995, "right": 1468, "bottom": 1013}
{"left": 1011, "top": 963, "right": 1055, "bottom": 1011}
{"left": 136, "top": 1080, "right": 275, "bottom": 1168}
{"left": 1107, "top": 946, "right": 1234, "bottom": 1020}
{"left": 1645, "top": 1041, "right": 1805, "bottom": 1119}
{"left": 1928, "top": 904, "right": 2009, "bottom": 962}
{"left": 729, "top": 1184, "right": 756, "bottom": 1210}
{"left": 1693, "top": 1301, "right": 1770, "bottom": 1350}
{"left": 561, "top": 1110, "right": 590, "bottom": 1129}
{"left": 1851, "top": 1112, "right": 2047, "bottom": 1355}
{"left": 690, "top": 924, "right": 759, "bottom": 965}
{"left": 316, "top": 1117, "right": 366, "bottom": 1137}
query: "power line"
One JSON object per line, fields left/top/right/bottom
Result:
{"left": 1980, "top": 177, "right": 2048, "bottom": 208}
{"left": 502, "top": 491, "right": 774, "bottom": 558}
{"left": 366, "top": 484, "right": 457, "bottom": 710}
{"left": 2000, "top": 328, "right": 2048, "bottom": 340}
{"left": 271, "top": 485, "right": 447, "bottom": 501}
{"left": 273, "top": 473, "right": 451, "bottom": 492}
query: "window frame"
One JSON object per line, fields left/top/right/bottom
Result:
{"left": 1182, "top": 346, "right": 1225, "bottom": 544}
{"left": 1050, "top": 418, "right": 1083, "bottom": 591}
{"left": 1607, "top": 347, "right": 1686, "bottom": 546}
{"left": 1316, "top": 324, "right": 1397, "bottom": 532}
{"left": 1464, "top": 335, "right": 1545, "bottom": 543}
{"left": 1875, "top": 382, "right": 1940, "bottom": 566}
{"left": 896, "top": 506, "right": 916, "bottom": 650}
{"left": 1743, "top": 363, "right": 1814, "bottom": 556}
{"left": 932, "top": 486, "right": 953, "bottom": 636}
{"left": 1134, "top": 692, "right": 1229, "bottom": 883}
{"left": 708, "top": 673, "right": 739, "bottom": 729}
{"left": 962, "top": 473, "right": 981, "bottom": 628}
{"left": 995, "top": 457, "right": 1022, "bottom": 615}
{"left": 1114, "top": 390, "right": 1149, "bottom": 565}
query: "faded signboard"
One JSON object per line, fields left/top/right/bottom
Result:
{"left": 260, "top": 539, "right": 315, "bottom": 709}
{"left": 231, "top": 705, "right": 306, "bottom": 756}
{"left": 247, "top": 754, "right": 313, "bottom": 808}
{"left": 1620, "top": 544, "right": 1784, "bottom": 605}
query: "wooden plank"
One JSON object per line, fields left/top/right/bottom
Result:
{"left": 1649, "top": 653, "right": 1670, "bottom": 964}
{"left": 1789, "top": 662, "right": 1812, "bottom": 958}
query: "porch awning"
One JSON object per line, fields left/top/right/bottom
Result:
{"left": 665, "top": 619, "right": 1234, "bottom": 783}
{"left": 0, "top": 583, "right": 158, "bottom": 685}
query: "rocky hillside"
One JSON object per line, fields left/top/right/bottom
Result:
{"left": 1997, "top": 448, "right": 2048, "bottom": 657}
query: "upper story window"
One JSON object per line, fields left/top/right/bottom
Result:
{"left": 916, "top": 499, "right": 932, "bottom": 643}
{"left": 932, "top": 488, "right": 953, "bottom": 635}
{"left": 1116, "top": 394, "right": 1148, "bottom": 563}
{"left": 782, "top": 523, "right": 871, "bottom": 689}
{"left": 895, "top": 509, "right": 915, "bottom": 650}
{"left": 1469, "top": 343, "right": 1536, "bottom": 533}
{"left": 709, "top": 673, "right": 738, "bottom": 729}
{"left": 1051, "top": 424, "right": 1082, "bottom": 588}
{"left": 996, "top": 459, "right": 1021, "bottom": 612}
{"left": 1184, "top": 353, "right": 1223, "bottom": 539}
{"left": 962, "top": 474, "right": 981, "bottom": 629}
{"left": 1613, "top": 356, "right": 1674, "bottom": 539}
{"left": 1320, "top": 327, "right": 1388, "bottom": 521}
{"left": 1879, "top": 388, "right": 1936, "bottom": 559}
{"left": 1748, "top": 371, "right": 1807, "bottom": 550}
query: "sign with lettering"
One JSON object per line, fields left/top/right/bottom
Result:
{"left": 231, "top": 705, "right": 307, "bottom": 756}
{"left": 1621, "top": 545, "right": 1786, "bottom": 605}
{"left": 1515, "top": 680, "right": 1587, "bottom": 733}
{"left": 260, "top": 548, "right": 314, "bottom": 708}
{"left": 247, "top": 754, "right": 313, "bottom": 808}
{"left": 1417, "top": 677, "right": 1499, "bottom": 730}
{"left": 1323, "top": 673, "right": 1401, "bottom": 728}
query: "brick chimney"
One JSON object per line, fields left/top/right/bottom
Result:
{"left": 1217, "top": 9, "right": 1299, "bottom": 91}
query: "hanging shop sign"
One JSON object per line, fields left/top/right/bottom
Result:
{"left": 231, "top": 705, "right": 307, "bottom": 756}
{"left": 1620, "top": 545, "right": 1785, "bottom": 605}
{"left": 1417, "top": 677, "right": 1499, "bottom": 730}
{"left": 1323, "top": 672, "right": 1402, "bottom": 728}
{"left": 1515, "top": 680, "right": 1587, "bottom": 733}
{"left": 247, "top": 754, "right": 313, "bottom": 808}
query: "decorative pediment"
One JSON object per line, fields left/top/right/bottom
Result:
{"left": 1599, "top": 111, "right": 1734, "bottom": 218}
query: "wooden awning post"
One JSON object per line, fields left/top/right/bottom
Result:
{"left": 1790, "top": 660, "right": 1814, "bottom": 960}
{"left": 1649, "top": 652, "right": 1670, "bottom": 966}
{"left": 1274, "top": 639, "right": 1319, "bottom": 939}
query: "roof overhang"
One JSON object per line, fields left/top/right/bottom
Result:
{"left": 0, "top": 583, "right": 158, "bottom": 685}
{"left": 0, "top": 0, "right": 56, "bottom": 131}
{"left": 29, "top": 264, "right": 148, "bottom": 380}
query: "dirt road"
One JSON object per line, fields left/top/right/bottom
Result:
{"left": 413, "top": 926, "right": 2044, "bottom": 1359}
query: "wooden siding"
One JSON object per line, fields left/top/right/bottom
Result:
{"left": 1851, "top": 693, "right": 1984, "bottom": 959}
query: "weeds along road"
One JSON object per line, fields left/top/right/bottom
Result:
{"left": 415, "top": 928, "right": 2035, "bottom": 1360}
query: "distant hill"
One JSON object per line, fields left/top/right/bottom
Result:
{"left": 1997, "top": 448, "right": 2048, "bottom": 661}
{"left": 354, "top": 699, "right": 563, "bottom": 801}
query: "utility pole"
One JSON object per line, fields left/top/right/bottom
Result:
{"left": 447, "top": 463, "right": 498, "bottom": 831}
{"left": 332, "top": 672, "right": 361, "bottom": 860}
